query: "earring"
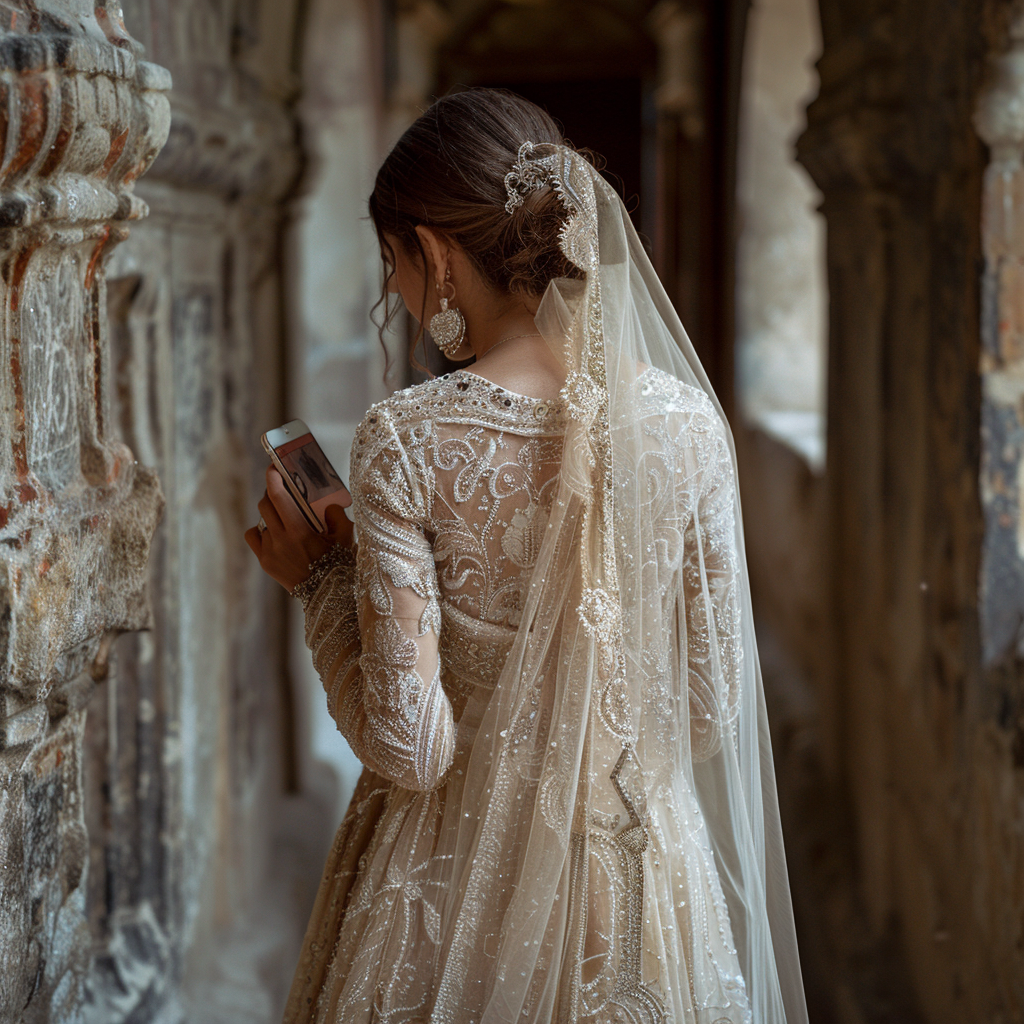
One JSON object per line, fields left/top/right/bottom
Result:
{"left": 429, "top": 268, "right": 469, "bottom": 359}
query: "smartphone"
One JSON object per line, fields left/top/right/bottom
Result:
{"left": 261, "top": 419, "right": 348, "bottom": 533}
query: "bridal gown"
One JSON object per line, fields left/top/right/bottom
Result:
{"left": 282, "top": 366, "right": 752, "bottom": 1024}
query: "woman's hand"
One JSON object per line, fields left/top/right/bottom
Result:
{"left": 244, "top": 466, "right": 354, "bottom": 593}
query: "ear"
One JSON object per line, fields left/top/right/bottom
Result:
{"left": 414, "top": 225, "right": 450, "bottom": 290}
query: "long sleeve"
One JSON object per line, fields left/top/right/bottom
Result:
{"left": 680, "top": 404, "right": 744, "bottom": 762}
{"left": 300, "top": 410, "right": 455, "bottom": 792}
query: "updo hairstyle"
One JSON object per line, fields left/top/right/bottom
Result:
{"left": 369, "top": 88, "right": 588, "bottom": 367}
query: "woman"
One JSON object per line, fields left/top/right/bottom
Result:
{"left": 246, "top": 89, "right": 807, "bottom": 1024}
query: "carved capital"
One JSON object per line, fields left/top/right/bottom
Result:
{"left": 0, "top": 7, "right": 169, "bottom": 695}
{"left": 0, "top": 7, "right": 170, "bottom": 234}
{"left": 146, "top": 93, "right": 298, "bottom": 203}
{"left": 975, "top": 34, "right": 1024, "bottom": 161}
{"left": 797, "top": 15, "right": 927, "bottom": 195}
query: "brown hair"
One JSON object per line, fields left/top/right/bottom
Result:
{"left": 368, "top": 88, "right": 587, "bottom": 371}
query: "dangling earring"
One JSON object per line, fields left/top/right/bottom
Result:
{"left": 429, "top": 267, "right": 469, "bottom": 359}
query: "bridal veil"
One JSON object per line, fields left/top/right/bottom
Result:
{"left": 424, "top": 142, "right": 808, "bottom": 1023}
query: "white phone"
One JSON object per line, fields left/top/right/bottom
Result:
{"left": 261, "top": 419, "right": 348, "bottom": 533}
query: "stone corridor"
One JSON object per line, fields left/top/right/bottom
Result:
{"left": 0, "top": 2, "right": 1021, "bottom": 1022}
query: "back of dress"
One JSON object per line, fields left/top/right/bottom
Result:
{"left": 409, "top": 371, "right": 567, "bottom": 704}
{"left": 285, "top": 365, "right": 757, "bottom": 1024}
{"left": 284, "top": 370, "right": 570, "bottom": 1023}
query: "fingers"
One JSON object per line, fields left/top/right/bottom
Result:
{"left": 257, "top": 490, "right": 284, "bottom": 534}
{"left": 266, "top": 465, "right": 313, "bottom": 533}
{"left": 243, "top": 526, "right": 262, "bottom": 557}
{"left": 324, "top": 504, "right": 355, "bottom": 544}
{"left": 323, "top": 505, "right": 342, "bottom": 529}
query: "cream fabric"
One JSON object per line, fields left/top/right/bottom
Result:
{"left": 284, "top": 146, "right": 807, "bottom": 1024}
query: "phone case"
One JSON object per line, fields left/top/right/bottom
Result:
{"left": 261, "top": 423, "right": 346, "bottom": 534}
{"left": 265, "top": 443, "right": 323, "bottom": 532}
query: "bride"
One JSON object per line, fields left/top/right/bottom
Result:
{"left": 245, "top": 88, "right": 808, "bottom": 1024}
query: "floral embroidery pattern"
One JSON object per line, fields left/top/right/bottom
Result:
{"left": 283, "top": 368, "right": 752, "bottom": 1024}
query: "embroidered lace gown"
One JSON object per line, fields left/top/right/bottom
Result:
{"left": 283, "top": 368, "right": 751, "bottom": 1024}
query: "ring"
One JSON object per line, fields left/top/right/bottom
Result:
{"left": 257, "top": 516, "right": 267, "bottom": 535}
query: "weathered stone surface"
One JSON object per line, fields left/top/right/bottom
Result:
{"left": 75, "top": 3, "right": 325, "bottom": 1022}
{"left": 0, "top": 3, "right": 170, "bottom": 1020}
{"left": 977, "top": 13, "right": 1024, "bottom": 672}
{"left": 740, "top": 1, "right": 1024, "bottom": 1021}
{"left": 0, "top": 713, "right": 95, "bottom": 1023}
{"left": 0, "top": 2, "right": 333, "bottom": 1021}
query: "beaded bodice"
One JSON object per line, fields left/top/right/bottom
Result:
{"left": 353, "top": 370, "right": 566, "bottom": 693}
{"left": 300, "top": 366, "right": 741, "bottom": 788}
{"left": 288, "top": 365, "right": 752, "bottom": 1024}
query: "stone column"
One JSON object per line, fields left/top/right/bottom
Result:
{"left": 793, "top": 1, "right": 1017, "bottom": 1019}
{"left": 0, "top": 2, "right": 170, "bottom": 1019}
{"left": 80, "top": 2, "right": 309, "bottom": 1019}
{"left": 798, "top": 9, "right": 941, "bottom": 944}
{"left": 289, "top": 0, "right": 449, "bottom": 822}
{"left": 387, "top": 0, "right": 449, "bottom": 147}
{"left": 975, "top": 10, "right": 1024, "bottom": 668}
{"left": 972, "top": 12, "right": 1024, "bottom": 1016}
{"left": 647, "top": 1, "right": 706, "bottom": 351}
{"left": 646, "top": 0, "right": 747, "bottom": 404}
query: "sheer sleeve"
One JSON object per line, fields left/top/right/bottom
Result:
{"left": 299, "top": 409, "right": 454, "bottom": 792}
{"left": 680, "top": 404, "right": 744, "bottom": 762}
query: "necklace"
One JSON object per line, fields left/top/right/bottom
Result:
{"left": 481, "top": 330, "right": 543, "bottom": 356}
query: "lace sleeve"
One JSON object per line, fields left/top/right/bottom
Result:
{"left": 680, "top": 405, "right": 743, "bottom": 762}
{"left": 299, "top": 408, "right": 454, "bottom": 792}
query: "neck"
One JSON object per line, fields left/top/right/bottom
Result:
{"left": 463, "top": 305, "right": 540, "bottom": 360}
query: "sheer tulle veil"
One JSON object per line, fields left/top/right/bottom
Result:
{"left": 427, "top": 143, "right": 807, "bottom": 1023}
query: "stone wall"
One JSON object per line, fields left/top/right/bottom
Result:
{"left": 86, "top": 0, "right": 333, "bottom": 1019}
{"left": 0, "top": 4, "right": 169, "bottom": 1019}
{"left": 0, "top": 1, "right": 329, "bottom": 1021}
{"left": 742, "top": 0, "right": 1024, "bottom": 1019}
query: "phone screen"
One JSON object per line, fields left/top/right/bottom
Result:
{"left": 272, "top": 432, "right": 346, "bottom": 529}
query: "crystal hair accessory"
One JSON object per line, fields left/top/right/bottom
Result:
{"left": 502, "top": 141, "right": 599, "bottom": 276}
{"left": 504, "top": 141, "right": 556, "bottom": 214}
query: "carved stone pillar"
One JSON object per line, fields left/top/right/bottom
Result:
{"left": 388, "top": 0, "right": 449, "bottom": 147}
{"left": 78, "top": 3, "right": 311, "bottom": 1019}
{"left": 648, "top": 0, "right": 704, "bottom": 332}
{"left": 0, "top": 2, "right": 170, "bottom": 1019}
{"left": 794, "top": 2, "right": 1018, "bottom": 1020}
{"left": 797, "top": 23, "right": 904, "bottom": 936}
{"left": 646, "top": 0, "right": 746, "bottom": 406}
{"left": 972, "top": 15, "right": 1024, "bottom": 1016}
{"left": 975, "top": 12, "right": 1024, "bottom": 668}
